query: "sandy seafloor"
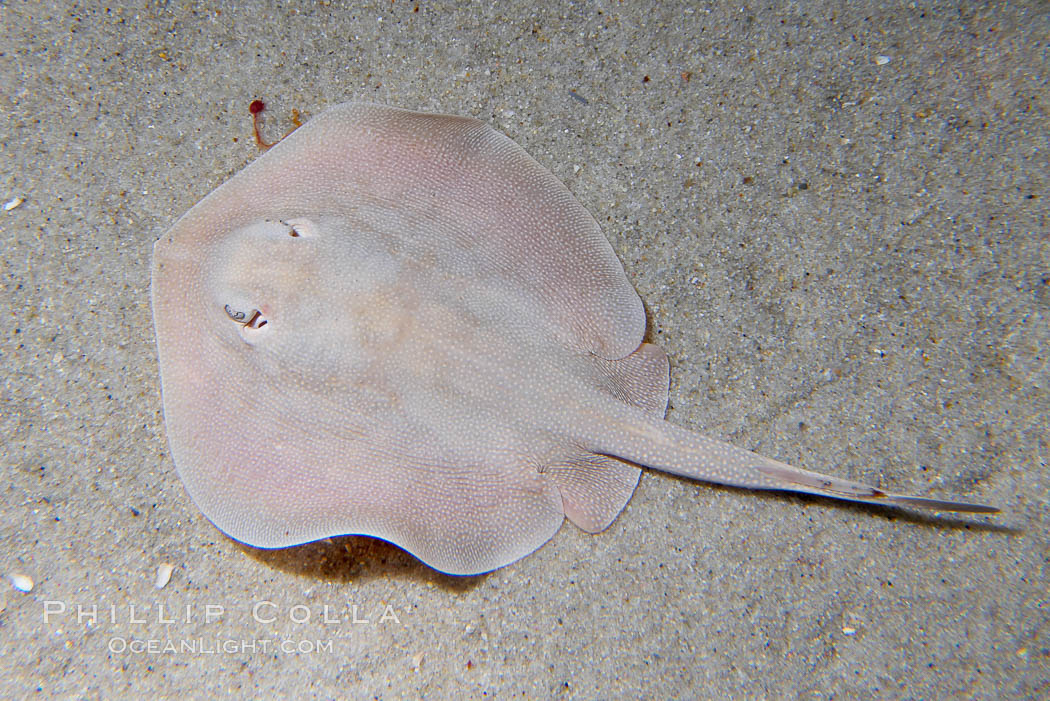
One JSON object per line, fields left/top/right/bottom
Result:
{"left": 1, "top": 1, "right": 1047, "bottom": 698}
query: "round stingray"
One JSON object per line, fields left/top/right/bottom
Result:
{"left": 152, "top": 102, "right": 998, "bottom": 575}
{"left": 151, "top": 102, "right": 656, "bottom": 575}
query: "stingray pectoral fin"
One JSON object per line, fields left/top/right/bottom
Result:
{"left": 750, "top": 460, "right": 1000, "bottom": 514}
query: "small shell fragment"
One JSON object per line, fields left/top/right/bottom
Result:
{"left": 155, "top": 563, "right": 175, "bottom": 589}
{"left": 874, "top": 55, "right": 891, "bottom": 66}
{"left": 10, "top": 573, "right": 34, "bottom": 592}
{"left": 3, "top": 197, "right": 24, "bottom": 211}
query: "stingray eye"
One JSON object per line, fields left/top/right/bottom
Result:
{"left": 224, "top": 304, "right": 249, "bottom": 323}
{"left": 224, "top": 304, "right": 268, "bottom": 330}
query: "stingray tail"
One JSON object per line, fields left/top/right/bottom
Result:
{"left": 584, "top": 405, "right": 1000, "bottom": 515}
{"left": 748, "top": 460, "right": 1000, "bottom": 514}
